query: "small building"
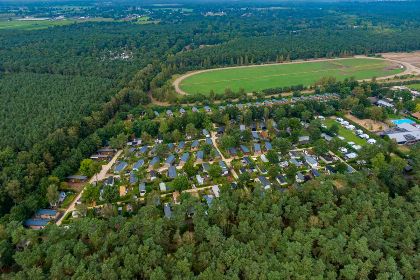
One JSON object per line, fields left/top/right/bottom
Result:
{"left": 367, "top": 139, "right": 377, "bottom": 145}
{"left": 311, "top": 168, "right": 321, "bottom": 178}
{"left": 149, "top": 157, "right": 160, "bottom": 168}
{"left": 295, "top": 172, "right": 305, "bottom": 183}
{"left": 196, "top": 150, "right": 204, "bottom": 163}
{"left": 202, "top": 162, "right": 211, "bottom": 173}
{"left": 204, "top": 106, "right": 211, "bottom": 112}
{"left": 265, "top": 141, "right": 272, "bottom": 151}
{"left": 196, "top": 174, "right": 204, "bottom": 185}
{"left": 212, "top": 185, "right": 220, "bottom": 198}
{"left": 304, "top": 155, "right": 318, "bottom": 168}
{"left": 261, "top": 154, "right": 269, "bottom": 163}
{"left": 129, "top": 171, "right": 138, "bottom": 185}
{"left": 326, "top": 165, "right": 336, "bottom": 174}
{"left": 298, "top": 136, "right": 310, "bottom": 144}
{"left": 276, "top": 175, "right": 288, "bottom": 186}
{"left": 240, "top": 145, "right": 250, "bottom": 154}
{"left": 179, "top": 152, "right": 190, "bottom": 165}
{"left": 240, "top": 124, "right": 246, "bottom": 131}
{"left": 228, "top": 147, "right": 237, "bottom": 156}
{"left": 290, "top": 158, "right": 302, "bottom": 167}
{"left": 139, "top": 146, "right": 148, "bottom": 154}
{"left": 203, "top": 129, "right": 210, "bottom": 138}
{"left": 104, "top": 176, "right": 114, "bottom": 186}
{"left": 203, "top": 195, "right": 214, "bottom": 207}
{"left": 191, "top": 140, "right": 200, "bottom": 151}
{"left": 217, "top": 126, "right": 225, "bottom": 135}
{"left": 97, "top": 148, "right": 116, "bottom": 156}
{"left": 168, "top": 166, "right": 177, "bottom": 179}
{"left": 24, "top": 219, "right": 50, "bottom": 230}
{"left": 164, "top": 203, "right": 172, "bottom": 219}
{"left": 376, "top": 100, "right": 394, "bottom": 109}
{"left": 321, "top": 133, "right": 333, "bottom": 142}
{"left": 177, "top": 141, "right": 186, "bottom": 152}
{"left": 34, "top": 209, "right": 58, "bottom": 220}
{"left": 149, "top": 170, "right": 157, "bottom": 181}
{"left": 256, "top": 176, "right": 271, "bottom": 189}
{"left": 159, "top": 182, "right": 167, "bottom": 192}
{"left": 345, "top": 152, "right": 358, "bottom": 160}
{"left": 114, "top": 161, "right": 128, "bottom": 173}
{"left": 219, "top": 161, "right": 229, "bottom": 175}
{"left": 139, "top": 182, "right": 146, "bottom": 196}
{"left": 252, "top": 131, "right": 259, "bottom": 141}
{"left": 179, "top": 108, "right": 186, "bottom": 115}
{"left": 165, "top": 154, "right": 176, "bottom": 167}
{"left": 133, "top": 159, "right": 145, "bottom": 171}
{"left": 192, "top": 107, "right": 198, "bottom": 113}
{"left": 254, "top": 143, "right": 262, "bottom": 155}
{"left": 66, "top": 175, "right": 88, "bottom": 183}
{"left": 206, "top": 137, "right": 213, "bottom": 146}
{"left": 166, "top": 110, "right": 173, "bottom": 117}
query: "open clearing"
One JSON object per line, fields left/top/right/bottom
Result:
{"left": 323, "top": 118, "right": 366, "bottom": 146}
{"left": 176, "top": 57, "right": 404, "bottom": 95}
{"left": 408, "top": 83, "right": 420, "bottom": 90}
{"left": 345, "top": 114, "right": 389, "bottom": 132}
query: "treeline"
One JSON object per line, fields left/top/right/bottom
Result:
{"left": 1, "top": 173, "right": 419, "bottom": 278}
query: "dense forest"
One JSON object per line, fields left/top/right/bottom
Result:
{"left": 1, "top": 174, "right": 419, "bottom": 279}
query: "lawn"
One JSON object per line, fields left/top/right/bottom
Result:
{"left": 408, "top": 83, "right": 420, "bottom": 90}
{"left": 179, "top": 58, "right": 404, "bottom": 95}
{"left": 323, "top": 119, "right": 366, "bottom": 146}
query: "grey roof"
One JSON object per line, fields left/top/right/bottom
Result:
{"left": 129, "top": 171, "right": 138, "bottom": 184}
{"left": 114, "top": 161, "right": 128, "bottom": 173}
{"left": 311, "top": 168, "right": 320, "bottom": 177}
{"left": 252, "top": 131, "right": 259, "bottom": 139}
{"left": 203, "top": 195, "right": 214, "bottom": 207}
{"left": 202, "top": 162, "right": 211, "bottom": 172}
{"left": 304, "top": 155, "right": 318, "bottom": 165}
{"left": 296, "top": 172, "right": 305, "bottom": 181}
{"left": 240, "top": 145, "right": 250, "bottom": 153}
{"left": 168, "top": 166, "right": 177, "bottom": 178}
{"left": 178, "top": 141, "right": 185, "bottom": 149}
{"left": 299, "top": 136, "right": 310, "bottom": 142}
{"left": 206, "top": 137, "right": 213, "bottom": 145}
{"left": 164, "top": 204, "right": 172, "bottom": 218}
{"left": 150, "top": 157, "right": 160, "bottom": 166}
{"left": 180, "top": 152, "right": 190, "bottom": 162}
{"left": 139, "top": 182, "right": 146, "bottom": 192}
{"left": 35, "top": 209, "right": 57, "bottom": 216}
{"left": 166, "top": 154, "right": 175, "bottom": 165}
{"left": 24, "top": 219, "right": 50, "bottom": 227}
{"left": 196, "top": 150, "right": 204, "bottom": 160}
{"left": 258, "top": 176, "right": 271, "bottom": 187}
{"left": 254, "top": 143, "right": 261, "bottom": 152}
{"left": 133, "top": 159, "right": 145, "bottom": 170}
{"left": 66, "top": 175, "right": 88, "bottom": 180}
{"left": 265, "top": 142, "right": 272, "bottom": 150}
{"left": 191, "top": 140, "right": 199, "bottom": 148}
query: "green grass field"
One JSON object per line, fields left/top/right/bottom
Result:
{"left": 0, "top": 18, "right": 117, "bottom": 30}
{"left": 324, "top": 119, "right": 366, "bottom": 146}
{"left": 408, "top": 83, "right": 420, "bottom": 90}
{"left": 179, "top": 58, "right": 404, "bottom": 95}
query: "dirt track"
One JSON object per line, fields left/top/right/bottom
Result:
{"left": 172, "top": 55, "right": 420, "bottom": 95}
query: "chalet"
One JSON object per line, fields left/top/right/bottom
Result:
{"left": 217, "top": 126, "right": 225, "bottom": 135}
{"left": 149, "top": 170, "right": 157, "bottom": 181}
{"left": 196, "top": 150, "right": 204, "bottom": 163}
{"left": 206, "top": 137, "right": 213, "bottom": 145}
{"left": 167, "top": 143, "right": 175, "bottom": 151}
{"left": 214, "top": 150, "right": 222, "bottom": 159}
{"left": 179, "top": 108, "right": 186, "bottom": 115}
{"left": 256, "top": 176, "right": 271, "bottom": 189}
{"left": 265, "top": 141, "right": 272, "bottom": 151}
{"left": 24, "top": 219, "right": 50, "bottom": 230}
{"left": 129, "top": 171, "right": 138, "bottom": 185}
{"left": 219, "top": 161, "right": 229, "bottom": 175}
{"left": 104, "top": 176, "right": 114, "bottom": 186}
{"left": 326, "top": 165, "right": 336, "bottom": 174}
{"left": 114, "top": 161, "right": 128, "bottom": 173}
{"left": 97, "top": 148, "right": 116, "bottom": 156}
{"left": 159, "top": 182, "right": 168, "bottom": 192}
{"left": 177, "top": 141, "right": 186, "bottom": 152}
{"left": 240, "top": 124, "right": 246, "bottom": 131}
{"left": 311, "top": 168, "right": 321, "bottom": 178}
{"left": 254, "top": 143, "right": 262, "bottom": 155}
{"left": 298, "top": 136, "right": 310, "bottom": 144}
{"left": 191, "top": 140, "right": 200, "bottom": 151}
{"left": 139, "top": 146, "right": 148, "bottom": 154}
{"left": 35, "top": 209, "right": 58, "bottom": 220}
{"left": 173, "top": 191, "right": 181, "bottom": 204}
{"left": 165, "top": 154, "right": 176, "bottom": 167}
{"left": 166, "top": 109, "right": 173, "bottom": 117}
{"left": 196, "top": 174, "right": 204, "bottom": 185}
{"left": 204, "top": 106, "right": 211, "bottom": 112}
{"left": 212, "top": 185, "right": 220, "bottom": 198}
{"left": 164, "top": 203, "right": 172, "bottom": 219}
{"left": 202, "top": 162, "right": 211, "bottom": 173}
{"left": 228, "top": 147, "right": 237, "bottom": 156}
{"left": 168, "top": 166, "right": 177, "bottom": 179}
{"left": 180, "top": 152, "right": 190, "bottom": 165}
{"left": 345, "top": 152, "right": 358, "bottom": 160}
{"left": 66, "top": 175, "right": 88, "bottom": 183}
{"left": 203, "top": 129, "right": 210, "bottom": 138}
{"left": 139, "top": 182, "right": 146, "bottom": 196}
{"left": 240, "top": 145, "right": 250, "bottom": 154}
{"left": 290, "top": 158, "right": 302, "bottom": 167}
{"left": 149, "top": 156, "right": 160, "bottom": 168}
{"left": 252, "top": 131, "right": 259, "bottom": 141}
{"left": 90, "top": 154, "right": 111, "bottom": 161}
{"left": 119, "top": 186, "right": 127, "bottom": 197}
{"left": 203, "top": 195, "right": 214, "bottom": 207}
{"left": 261, "top": 154, "right": 269, "bottom": 163}
{"left": 133, "top": 159, "right": 145, "bottom": 171}
{"left": 304, "top": 155, "right": 318, "bottom": 168}
{"left": 276, "top": 175, "right": 288, "bottom": 186}
{"left": 321, "top": 133, "right": 333, "bottom": 142}
{"left": 295, "top": 172, "right": 305, "bottom": 183}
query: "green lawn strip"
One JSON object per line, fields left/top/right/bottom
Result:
{"left": 323, "top": 119, "right": 366, "bottom": 146}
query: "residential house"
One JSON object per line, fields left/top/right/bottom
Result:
{"left": 203, "top": 129, "right": 210, "bottom": 138}
{"left": 256, "top": 176, "right": 271, "bottom": 189}
{"left": 104, "top": 176, "right": 114, "bottom": 186}
{"left": 139, "top": 146, "right": 148, "bottom": 154}
{"left": 345, "top": 152, "right": 358, "bottom": 160}
{"left": 326, "top": 165, "right": 336, "bottom": 174}
{"left": 240, "top": 124, "right": 246, "bottom": 131}
{"left": 179, "top": 152, "right": 190, "bottom": 166}
{"left": 164, "top": 203, "right": 172, "bottom": 219}
{"left": 192, "top": 107, "right": 198, "bottom": 113}
{"left": 139, "top": 182, "right": 146, "bottom": 196}
{"left": 168, "top": 166, "right": 177, "bottom": 179}
{"left": 196, "top": 150, "right": 204, "bottom": 163}
{"left": 165, "top": 154, "right": 176, "bottom": 167}
{"left": 228, "top": 147, "right": 237, "bottom": 156}
{"left": 276, "top": 175, "right": 288, "bottom": 186}
{"left": 202, "top": 162, "right": 211, "bottom": 173}
{"left": 191, "top": 140, "right": 200, "bottom": 151}
{"left": 35, "top": 209, "right": 58, "bottom": 220}
{"left": 149, "top": 170, "right": 157, "bottom": 181}
{"left": 196, "top": 174, "right": 204, "bottom": 185}
{"left": 179, "top": 108, "right": 186, "bottom": 115}
{"left": 203, "top": 195, "right": 214, "bottom": 207}
{"left": 24, "top": 219, "right": 50, "bottom": 230}
{"left": 114, "top": 161, "right": 128, "bottom": 173}
{"left": 212, "top": 185, "right": 220, "bottom": 198}
{"left": 217, "top": 126, "right": 225, "bottom": 135}
{"left": 97, "top": 148, "right": 116, "bottom": 156}
{"left": 159, "top": 182, "right": 168, "bottom": 192}
{"left": 311, "top": 168, "right": 321, "bottom": 178}
{"left": 298, "top": 136, "right": 310, "bottom": 144}
{"left": 206, "top": 137, "right": 213, "bottom": 146}
{"left": 295, "top": 172, "right": 305, "bottom": 183}
{"left": 176, "top": 141, "right": 185, "bottom": 152}
{"left": 133, "top": 159, "right": 145, "bottom": 171}
{"left": 290, "top": 158, "right": 302, "bottom": 167}
{"left": 129, "top": 171, "right": 138, "bottom": 185}
{"left": 265, "top": 141, "right": 272, "bottom": 151}
{"left": 261, "top": 154, "right": 269, "bottom": 163}
{"left": 166, "top": 109, "right": 173, "bottom": 117}
{"left": 304, "top": 155, "right": 318, "bottom": 168}
{"left": 254, "top": 143, "right": 262, "bottom": 155}
{"left": 219, "top": 161, "right": 229, "bottom": 175}
{"left": 252, "top": 131, "right": 259, "bottom": 141}
{"left": 204, "top": 106, "right": 211, "bottom": 113}
{"left": 149, "top": 156, "right": 160, "bottom": 168}
{"left": 240, "top": 145, "right": 250, "bottom": 154}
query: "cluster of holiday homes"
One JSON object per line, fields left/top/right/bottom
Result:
{"left": 24, "top": 209, "right": 59, "bottom": 230}
{"left": 100, "top": 139, "right": 230, "bottom": 198}
{"left": 154, "top": 93, "right": 339, "bottom": 117}
{"left": 163, "top": 185, "right": 221, "bottom": 219}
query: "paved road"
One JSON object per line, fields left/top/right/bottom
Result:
{"left": 56, "top": 150, "right": 122, "bottom": 225}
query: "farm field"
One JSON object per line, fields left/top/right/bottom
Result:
{"left": 0, "top": 18, "right": 116, "bottom": 30}
{"left": 178, "top": 58, "right": 404, "bottom": 95}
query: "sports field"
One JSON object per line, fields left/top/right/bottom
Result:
{"left": 178, "top": 58, "right": 404, "bottom": 95}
